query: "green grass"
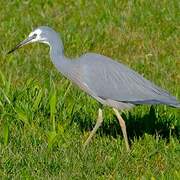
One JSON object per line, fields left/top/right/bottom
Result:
{"left": 0, "top": 0, "right": 180, "bottom": 179}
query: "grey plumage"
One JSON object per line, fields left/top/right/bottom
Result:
{"left": 75, "top": 53, "right": 180, "bottom": 108}
{"left": 8, "top": 26, "right": 180, "bottom": 109}
{"left": 8, "top": 26, "right": 180, "bottom": 150}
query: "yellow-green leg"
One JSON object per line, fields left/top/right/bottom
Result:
{"left": 83, "top": 108, "right": 103, "bottom": 148}
{"left": 113, "top": 108, "right": 130, "bottom": 151}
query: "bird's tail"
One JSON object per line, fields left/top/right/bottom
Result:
{"left": 151, "top": 86, "right": 180, "bottom": 108}
{"left": 168, "top": 101, "right": 180, "bottom": 108}
{"left": 160, "top": 95, "right": 180, "bottom": 108}
{"left": 129, "top": 96, "right": 180, "bottom": 108}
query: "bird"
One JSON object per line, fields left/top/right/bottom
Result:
{"left": 8, "top": 26, "right": 180, "bottom": 151}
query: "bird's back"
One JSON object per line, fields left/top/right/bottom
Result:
{"left": 70, "top": 53, "right": 180, "bottom": 108}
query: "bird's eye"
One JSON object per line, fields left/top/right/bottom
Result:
{"left": 33, "top": 33, "right": 37, "bottom": 38}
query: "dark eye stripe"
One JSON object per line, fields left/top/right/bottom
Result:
{"left": 33, "top": 33, "right": 37, "bottom": 38}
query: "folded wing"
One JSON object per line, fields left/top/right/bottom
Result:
{"left": 78, "top": 53, "right": 179, "bottom": 108}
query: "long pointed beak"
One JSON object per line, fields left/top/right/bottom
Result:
{"left": 7, "top": 35, "right": 35, "bottom": 54}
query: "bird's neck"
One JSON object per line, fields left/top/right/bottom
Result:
{"left": 49, "top": 35, "right": 64, "bottom": 59}
{"left": 49, "top": 36, "right": 71, "bottom": 75}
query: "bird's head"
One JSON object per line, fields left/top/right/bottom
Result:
{"left": 8, "top": 26, "right": 57, "bottom": 54}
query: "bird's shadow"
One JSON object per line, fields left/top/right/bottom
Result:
{"left": 71, "top": 106, "right": 180, "bottom": 141}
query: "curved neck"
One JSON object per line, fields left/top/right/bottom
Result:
{"left": 49, "top": 35, "right": 64, "bottom": 58}
{"left": 49, "top": 35, "right": 71, "bottom": 75}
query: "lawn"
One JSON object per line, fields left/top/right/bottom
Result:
{"left": 0, "top": 0, "right": 180, "bottom": 179}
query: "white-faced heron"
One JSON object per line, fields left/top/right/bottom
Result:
{"left": 8, "top": 26, "right": 180, "bottom": 151}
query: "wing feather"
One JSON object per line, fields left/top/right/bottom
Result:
{"left": 76, "top": 53, "right": 179, "bottom": 107}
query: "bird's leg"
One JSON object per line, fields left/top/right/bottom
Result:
{"left": 83, "top": 108, "right": 103, "bottom": 148}
{"left": 113, "top": 108, "right": 130, "bottom": 151}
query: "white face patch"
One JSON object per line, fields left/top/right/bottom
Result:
{"left": 29, "top": 29, "right": 42, "bottom": 38}
{"left": 27, "top": 28, "right": 50, "bottom": 45}
{"left": 28, "top": 28, "right": 47, "bottom": 43}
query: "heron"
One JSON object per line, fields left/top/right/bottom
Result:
{"left": 8, "top": 26, "right": 180, "bottom": 151}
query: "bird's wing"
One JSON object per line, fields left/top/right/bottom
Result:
{"left": 77, "top": 53, "right": 179, "bottom": 107}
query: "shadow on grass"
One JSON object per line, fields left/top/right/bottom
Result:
{"left": 71, "top": 106, "right": 180, "bottom": 141}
